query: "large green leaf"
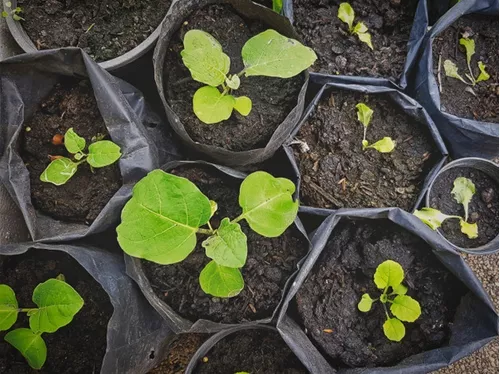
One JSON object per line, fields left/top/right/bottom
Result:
{"left": 451, "top": 177, "right": 476, "bottom": 221}
{"left": 0, "top": 284, "right": 18, "bottom": 331}
{"left": 64, "top": 128, "right": 86, "bottom": 154}
{"left": 338, "top": 2, "right": 355, "bottom": 31}
{"left": 413, "top": 207, "right": 461, "bottom": 230}
{"left": 4, "top": 328, "right": 47, "bottom": 370}
{"left": 181, "top": 30, "right": 230, "bottom": 87}
{"left": 242, "top": 29, "right": 317, "bottom": 78}
{"left": 39, "top": 157, "right": 78, "bottom": 186}
{"left": 356, "top": 103, "right": 373, "bottom": 127}
{"left": 117, "top": 170, "right": 212, "bottom": 264}
{"left": 87, "top": 140, "right": 121, "bottom": 168}
{"left": 199, "top": 260, "right": 244, "bottom": 298}
{"left": 383, "top": 318, "right": 405, "bottom": 342}
{"left": 390, "top": 295, "right": 421, "bottom": 322}
{"left": 374, "top": 260, "right": 404, "bottom": 289}
{"left": 193, "top": 86, "right": 236, "bottom": 124}
{"left": 357, "top": 293, "right": 374, "bottom": 312}
{"left": 239, "top": 171, "right": 298, "bottom": 237}
{"left": 202, "top": 218, "right": 247, "bottom": 268}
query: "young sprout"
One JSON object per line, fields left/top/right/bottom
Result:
{"left": 356, "top": 103, "right": 395, "bottom": 153}
{"left": 414, "top": 177, "right": 478, "bottom": 239}
{"left": 358, "top": 260, "right": 421, "bottom": 342}
{"left": 272, "top": 0, "right": 282, "bottom": 13}
{"left": 40, "top": 128, "right": 121, "bottom": 186}
{"left": 337, "top": 3, "right": 373, "bottom": 50}
{"left": 1, "top": 1, "right": 24, "bottom": 20}
{"left": 181, "top": 29, "right": 317, "bottom": 124}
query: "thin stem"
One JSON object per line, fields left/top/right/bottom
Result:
{"left": 381, "top": 302, "right": 390, "bottom": 319}
{"left": 19, "top": 308, "right": 37, "bottom": 313}
{"left": 197, "top": 228, "right": 215, "bottom": 235}
{"left": 363, "top": 126, "right": 367, "bottom": 142}
{"left": 231, "top": 213, "right": 245, "bottom": 224}
{"left": 207, "top": 221, "right": 213, "bottom": 231}
{"left": 237, "top": 68, "right": 247, "bottom": 78}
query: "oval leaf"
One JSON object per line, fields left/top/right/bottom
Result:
{"left": 383, "top": 318, "right": 405, "bottom": 342}
{"left": 199, "top": 261, "right": 244, "bottom": 298}
{"left": 356, "top": 103, "right": 373, "bottom": 127}
{"left": 338, "top": 2, "right": 355, "bottom": 30}
{"left": 390, "top": 295, "right": 421, "bottom": 322}
{"left": 87, "top": 140, "right": 121, "bottom": 168}
{"left": 366, "top": 137, "right": 395, "bottom": 153}
{"left": 452, "top": 177, "right": 475, "bottom": 220}
{"left": 374, "top": 260, "right": 404, "bottom": 289}
{"left": 353, "top": 21, "right": 368, "bottom": 34}
{"left": 460, "top": 220, "right": 478, "bottom": 239}
{"left": 64, "top": 128, "right": 86, "bottom": 154}
{"left": 5, "top": 328, "right": 47, "bottom": 369}
{"left": 0, "top": 284, "right": 18, "bottom": 331}
{"left": 413, "top": 207, "right": 461, "bottom": 230}
{"left": 357, "top": 293, "right": 374, "bottom": 312}
{"left": 234, "top": 96, "right": 252, "bottom": 116}
{"left": 392, "top": 283, "right": 408, "bottom": 296}
{"left": 193, "top": 86, "right": 236, "bottom": 124}
{"left": 40, "top": 157, "right": 78, "bottom": 186}
{"left": 444, "top": 59, "right": 468, "bottom": 84}
{"left": 357, "top": 31, "right": 373, "bottom": 50}
{"left": 226, "top": 75, "right": 240, "bottom": 90}
{"left": 203, "top": 218, "right": 247, "bottom": 268}
{"left": 459, "top": 37, "right": 475, "bottom": 67}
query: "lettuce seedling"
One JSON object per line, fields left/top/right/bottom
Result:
{"left": 444, "top": 37, "right": 490, "bottom": 87}
{"left": 358, "top": 260, "right": 421, "bottom": 342}
{"left": 0, "top": 278, "right": 84, "bottom": 369}
{"left": 356, "top": 103, "right": 395, "bottom": 153}
{"left": 338, "top": 3, "right": 373, "bottom": 50}
{"left": 1, "top": 1, "right": 24, "bottom": 20}
{"left": 117, "top": 170, "right": 298, "bottom": 298}
{"left": 40, "top": 127, "right": 121, "bottom": 186}
{"left": 181, "top": 29, "right": 317, "bottom": 124}
{"left": 414, "top": 177, "right": 478, "bottom": 239}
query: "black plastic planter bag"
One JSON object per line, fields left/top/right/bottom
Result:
{"left": 277, "top": 208, "right": 498, "bottom": 374}
{"left": 124, "top": 160, "right": 311, "bottom": 334}
{"left": 0, "top": 48, "right": 180, "bottom": 242}
{"left": 411, "top": 0, "right": 499, "bottom": 159}
{"left": 153, "top": 0, "right": 309, "bottom": 166}
{"left": 0, "top": 241, "right": 173, "bottom": 374}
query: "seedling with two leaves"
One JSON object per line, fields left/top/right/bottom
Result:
{"left": 356, "top": 103, "right": 395, "bottom": 153}
{"left": 338, "top": 3, "right": 373, "bottom": 50}
{"left": 358, "top": 260, "right": 421, "bottom": 342}
{"left": 2, "top": 1, "right": 23, "bottom": 20}
{"left": 117, "top": 170, "right": 298, "bottom": 298}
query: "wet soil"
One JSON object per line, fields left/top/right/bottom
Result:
{"left": 429, "top": 166, "right": 499, "bottom": 248}
{"left": 0, "top": 249, "right": 113, "bottom": 373}
{"left": 142, "top": 165, "right": 308, "bottom": 324}
{"left": 295, "top": 219, "right": 467, "bottom": 367}
{"left": 21, "top": 80, "right": 122, "bottom": 224}
{"left": 433, "top": 14, "right": 499, "bottom": 122}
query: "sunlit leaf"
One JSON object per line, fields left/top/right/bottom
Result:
{"left": 64, "top": 128, "right": 86, "bottom": 154}
{"left": 451, "top": 177, "right": 476, "bottom": 221}
{"left": 87, "top": 140, "right": 121, "bottom": 168}
{"left": 460, "top": 220, "right": 478, "bottom": 239}
{"left": 40, "top": 157, "right": 78, "bottom": 186}
{"left": 193, "top": 86, "right": 236, "bottom": 124}
{"left": 356, "top": 103, "right": 373, "bottom": 127}
{"left": 234, "top": 96, "right": 252, "bottom": 116}
{"left": 443, "top": 59, "right": 468, "bottom": 85}
{"left": 413, "top": 207, "right": 461, "bottom": 230}
{"left": 338, "top": 2, "right": 355, "bottom": 31}
{"left": 383, "top": 318, "right": 405, "bottom": 342}
{"left": 365, "top": 137, "right": 395, "bottom": 153}
{"left": 0, "top": 285, "right": 18, "bottom": 331}
{"left": 476, "top": 61, "right": 490, "bottom": 83}
{"left": 357, "top": 293, "right": 374, "bottom": 312}
{"left": 202, "top": 218, "right": 247, "bottom": 268}
{"left": 357, "top": 31, "right": 373, "bottom": 50}
{"left": 199, "top": 261, "right": 244, "bottom": 298}
{"left": 374, "top": 260, "right": 404, "bottom": 289}
{"left": 226, "top": 75, "right": 241, "bottom": 90}
{"left": 390, "top": 295, "right": 421, "bottom": 322}
{"left": 5, "top": 329, "right": 47, "bottom": 370}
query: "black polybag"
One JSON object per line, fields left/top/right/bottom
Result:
{"left": 124, "top": 160, "right": 311, "bottom": 333}
{"left": 0, "top": 241, "right": 173, "bottom": 374}
{"left": 0, "top": 48, "right": 180, "bottom": 242}
{"left": 277, "top": 208, "right": 498, "bottom": 374}
{"left": 411, "top": 0, "right": 499, "bottom": 159}
{"left": 153, "top": 0, "right": 309, "bottom": 166}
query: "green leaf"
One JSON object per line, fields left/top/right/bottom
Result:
{"left": 64, "top": 128, "right": 86, "bottom": 154}
{"left": 413, "top": 207, "right": 461, "bottom": 230}
{"left": 356, "top": 103, "right": 373, "bottom": 127}
{"left": 117, "top": 170, "right": 212, "bottom": 264}
{"left": 242, "top": 29, "right": 317, "bottom": 78}
{"left": 272, "top": 0, "right": 283, "bottom": 13}
{"left": 239, "top": 171, "right": 298, "bottom": 237}
{"left": 209, "top": 200, "right": 218, "bottom": 219}
{"left": 87, "top": 140, "right": 121, "bottom": 168}
{"left": 226, "top": 75, "right": 240, "bottom": 90}
{"left": 476, "top": 61, "right": 490, "bottom": 83}
{"left": 234, "top": 96, "right": 252, "bottom": 116}
{"left": 12, "top": 13, "right": 22, "bottom": 21}
{"left": 390, "top": 295, "right": 421, "bottom": 322}
{"left": 365, "top": 137, "right": 395, "bottom": 153}
{"left": 202, "top": 218, "right": 247, "bottom": 268}
{"left": 180, "top": 30, "right": 230, "bottom": 87}
{"left": 199, "top": 261, "right": 244, "bottom": 298}
{"left": 2, "top": 11, "right": 9, "bottom": 18}
{"left": 459, "top": 37, "right": 475, "bottom": 77}
{"left": 40, "top": 157, "right": 78, "bottom": 186}
{"left": 460, "top": 220, "right": 478, "bottom": 239}
{"left": 338, "top": 2, "right": 355, "bottom": 31}
{"left": 452, "top": 177, "right": 476, "bottom": 221}
{"left": 444, "top": 59, "right": 468, "bottom": 84}
{"left": 383, "top": 318, "right": 405, "bottom": 342}
{"left": 0, "top": 285, "right": 18, "bottom": 331}
{"left": 357, "top": 293, "right": 374, "bottom": 312}
{"left": 353, "top": 22, "right": 368, "bottom": 34}
{"left": 392, "top": 283, "right": 408, "bottom": 295}
{"left": 6, "top": 1, "right": 12, "bottom": 8}
{"left": 29, "top": 279, "right": 84, "bottom": 333}
{"left": 193, "top": 86, "right": 236, "bottom": 124}
{"left": 4, "top": 329, "right": 47, "bottom": 370}
{"left": 357, "top": 31, "right": 373, "bottom": 50}
{"left": 74, "top": 152, "right": 85, "bottom": 161}
{"left": 362, "top": 139, "right": 369, "bottom": 149}
{"left": 374, "top": 260, "right": 404, "bottom": 289}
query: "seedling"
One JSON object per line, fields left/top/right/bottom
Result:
{"left": 2, "top": 1, "right": 23, "bottom": 20}
{"left": 338, "top": 3, "right": 373, "bottom": 50}
{"left": 117, "top": 170, "right": 299, "bottom": 298}
{"left": 180, "top": 29, "right": 317, "bottom": 124}
{"left": 0, "top": 277, "right": 84, "bottom": 369}
{"left": 414, "top": 177, "right": 478, "bottom": 239}
{"left": 40, "top": 127, "right": 121, "bottom": 186}
{"left": 356, "top": 103, "right": 395, "bottom": 153}
{"left": 358, "top": 260, "right": 421, "bottom": 342}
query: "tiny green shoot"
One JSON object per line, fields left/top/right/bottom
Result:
{"left": 338, "top": 3, "right": 373, "bottom": 50}
{"left": 358, "top": 260, "right": 421, "bottom": 342}
{"left": 2, "top": 1, "right": 24, "bottom": 20}
{"left": 272, "top": 0, "right": 283, "bottom": 13}
{"left": 356, "top": 103, "right": 395, "bottom": 153}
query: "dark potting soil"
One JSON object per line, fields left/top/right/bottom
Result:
{"left": 295, "top": 219, "right": 467, "bottom": 367}
{"left": 292, "top": 0, "right": 417, "bottom": 79}
{"left": 433, "top": 14, "right": 499, "bottom": 122}
{"left": 163, "top": 4, "right": 304, "bottom": 152}
{"left": 429, "top": 166, "right": 499, "bottom": 249}
{"left": 18, "top": 0, "right": 172, "bottom": 62}
{"left": 142, "top": 165, "right": 308, "bottom": 324}
{"left": 194, "top": 329, "right": 307, "bottom": 374}
{"left": 21, "top": 80, "right": 122, "bottom": 224}
{"left": 0, "top": 250, "right": 113, "bottom": 373}
{"left": 293, "top": 89, "right": 439, "bottom": 210}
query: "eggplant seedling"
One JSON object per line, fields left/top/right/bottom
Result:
{"left": 0, "top": 277, "right": 84, "bottom": 369}
{"left": 40, "top": 127, "right": 121, "bottom": 186}
{"left": 358, "top": 260, "right": 421, "bottom": 342}
{"left": 338, "top": 3, "right": 373, "bottom": 50}
{"left": 1, "top": 1, "right": 24, "bottom": 20}
{"left": 414, "top": 177, "right": 478, "bottom": 239}
{"left": 117, "top": 170, "right": 299, "bottom": 298}
{"left": 180, "top": 29, "right": 316, "bottom": 124}
{"left": 356, "top": 103, "right": 395, "bottom": 153}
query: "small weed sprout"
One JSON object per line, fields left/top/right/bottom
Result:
{"left": 338, "top": 3, "right": 373, "bottom": 50}
{"left": 2, "top": 1, "right": 23, "bottom": 20}
{"left": 358, "top": 260, "right": 421, "bottom": 342}
{"left": 356, "top": 103, "right": 395, "bottom": 153}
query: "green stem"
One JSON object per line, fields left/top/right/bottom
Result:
{"left": 237, "top": 68, "right": 247, "bottom": 78}
{"left": 19, "top": 308, "right": 37, "bottom": 313}
{"left": 231, "top": 213, "right": 245, "bottom": 224}
{"left": 381, "top": 302, "right": 390, "bottom": 319}
{"left": 197, "top": 228, "right": 215, "bottom": 235}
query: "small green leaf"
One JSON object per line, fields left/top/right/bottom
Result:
{"left": 209, "top": 200, "right": 218, "bottom": 219}
{"left": 357, "top": 293, "right": 374, "bottom": 312}
{"left": 272, "top": 0, "right": 283, "bottom": 13}
{"left": 374, "top": 260, "right": 404, "bottom": 289}
{"left": 460, "top": 220, "right": 478, "bottom": 239}
{"left": 202, "top": 218, "right": 247, "bottom": 268}
{"left": 87, "top": 140, "right": 121, "bottom": 168}
{"left": 353, "top": 22, "right": 368, "bottom": 34}
{"left": 451, "top": 177, "right": 476, "bottom": 221}
{"left": 338, "top": 2, "right": 355, "bottom": 31}
{"left": 193, "top": 86, "right": 236, "bottom": 124}
{"left": 476, "top": 61, "right": 490, "bottom": 83}
{"left": 6, "top": 1, "right": 12, "bottom": 7}
{"left": 64, "top": 128, "right": 86, "bottom": 154}
{"left": 444, "top": 59, "right": 468, "bottom": 85}
{"left": 459, "top": 37, "right": 475, "bottom": 76}
{"left": 356, "top": 103, "right": 373, "bottom": 127}
{"left": 413, "top": 207, "right": 461, "bottom": 230}
{"left": 2, "top": 11, "right": 9, "bottom": 17}
{"left": 392, "top": 283, "right": 408, "bottom": 295}
{"left": 390, "top": 295, "right": 421, "bottom": 322}
{"left": 40, "top": 157, "right": 78, "bottom": 186}
{"left": 362, "top": 139, "right": 369, "bottom": 149}
{"left": 74, "top": 152, "right": 85, "bottom": 161}
{"left": 5, "top": 329, "right": 47, "bottom": 370}
{"left": 357, "top": 31, "right": 373, "bottom": 50}
{"left": 365, "top": 137, "right": 395, "bottom": 153}
{"left": 383, "top": 318, "right": 405, "bottom": 342}
{"left": 0, "top": 285, "right": 18, "bottom": 331}
{"left": 199, "top": 261, "right": 244, "bottom": 298}
{"left": 234, "top": 96, "right": 252, "bottom": 116}
{"left": 226, "top": 75, "right": 240, "bottom": 90}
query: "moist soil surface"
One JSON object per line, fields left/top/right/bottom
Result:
{"left": 142, "top": 165, "right": 308, "bottom": 324}
{"left": 163, "top": 4, "right": 304, "bottom": 152}
{"left": 194, "top": 329, "right": 307, "bottom": 374}
{"left": 293, "top": 89, "right": 439, "bottom": 210}
{"left": 295, "top": 219, "right": 467, "bottom": 367}
{"left": 18, "top": 0, "right": 172, "bottom": 62}
{"left": 433, "top": 14, "right": 499, "bottom": 122}
{"left": 429, "top": 166, "right": 499, "bottom": 249}
{"left": 0, "top": 249, "right": 113, "bottom": 373}
{"left": 292, "top": 0, "right": 417, "bottom": 79}
{"left": 21, "top": 80, "right": 122, "bottom": 224}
